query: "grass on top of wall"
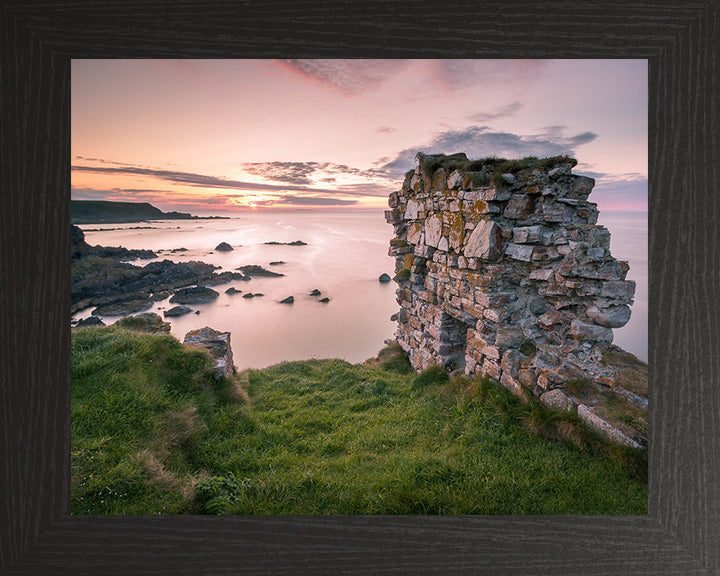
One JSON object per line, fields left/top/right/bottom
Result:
{"left": 71, "top": 327, "right": 647, "bottom": 515}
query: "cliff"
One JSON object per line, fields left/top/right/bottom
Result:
{"left": 386, "top": 153, "right": 647, "bottom": 449}
{"left": 71, "top": 200, "right": 229, "bottom": 223}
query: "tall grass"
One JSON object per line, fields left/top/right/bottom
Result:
{"left": 72, "top": 327, "right": 647, "bottom": 515}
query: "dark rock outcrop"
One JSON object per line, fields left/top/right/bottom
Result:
{"left": 264, "top": 240, "right": 307, "bottom": 246}
{"left": 378, "top": 273, "right": 392, "bottom": 283}
{"left": 236, "top": 265, "right": 284, "bottom": 277}
{"left": 215, "top": 242, "right": 233, "bottom": 252}
{"left": 279, "top": 296, "right": 294, "bottom": 304}
{"left": 164, "top": 305, "right": 194, "bottom": 317}
{"left": 75, "top": 316, "right": 106, "bottom": 327}
{"left": 169, "top": 286, "right": 219, "bottom": 304}
{"left": 92, "top": 294, "right": 153, "bottom": 317}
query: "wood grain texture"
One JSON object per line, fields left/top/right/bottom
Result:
{"left": 1, "top": 1, "right": 718, "bottom": 574}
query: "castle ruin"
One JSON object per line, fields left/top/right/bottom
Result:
{"left": 386, "top": 153, "right": 647, "bottom": 448}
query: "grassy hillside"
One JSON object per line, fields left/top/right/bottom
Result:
{"left": 71, "top": 326, "right": 647, "bottom": 515}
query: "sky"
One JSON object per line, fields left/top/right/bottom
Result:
{"left": 71, "top": 59, "right": 648, "bottom": 212}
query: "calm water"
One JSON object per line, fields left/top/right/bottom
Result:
{"left": 74, "top": 209, "right": 648, "bottom": 367}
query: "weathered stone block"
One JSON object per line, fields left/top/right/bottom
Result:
{"left": 447, "top": 170, "right": 463, "bottom": 189}
{"left": 587, "top": 304, "right": 631, "bottom": 328}
{"left": 505, "top": 243, "right": 534, "bottom": 262}
{"left": 529, "top": 268, "right": 554, "bottom": 281}
{"left": 424, "top": 213, "right": 443, "bottom": 248}
{"left": 577, "top": 404, "right": 641, "bottom": 449}
{"left": 483, "top": 186, "right": 512, "bottom": 202}
{"left": 504, "top": 194, "right": 535, "bottom": 219}
{"left": 599, "top": 280, "right": 636, "bottom": 299}
{"left": 465, "top": 220, "right": 502, "bottom": 260}
{"left": 405, "top": 199, "right": 421, "bottom": 220}
{"left": 184, "top": 327, "right": 234, "bottom": 380}
{"left": 513, "top": 225, "right": 543, "bottom": 244}
{"left": 540, "top": 389, "right": 575, "bottom": 412}
{"left": 570, "top": 320, "right": 613, "bottom": 342}
{"left": 501, "top": 349, "right": 523, "bottom": 378}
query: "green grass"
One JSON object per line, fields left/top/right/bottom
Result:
{"left": 414, "top": 152, "right": 578, "bottom": 185}
{"left": 72, "top": 327, "right": 647, "bottom": 515}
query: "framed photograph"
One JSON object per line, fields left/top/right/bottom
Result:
{"left": 1, "top": 2, "right": 718, "bottom": 574}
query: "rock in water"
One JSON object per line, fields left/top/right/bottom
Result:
{"left": 309, "top": 289, "right": 321, "bottom": 296}
{"left": 169, "top": 286, "right": 219, "bottom": 304}
{"left": 280, "top": 296, "right": 294, "bottom": 304}
{"left": 225, "top": 287, "right": 242, "bottom": 295}
{"left": 164, "top": 305, "right": 193, "bottom": 317}
{"left": 183, "top": 327, "right": 234, "bottom": 380}
{"left": 215, "top": 242, "right": 233, "bottom": 251}
{"left": 378, "top": 273, "right": 392, "bottom": 283}
{"left": 236, "top": 265, "right": 284, "bottom": 277}
{"left": 319, "top": 297, "right": 330, "bottom": 303}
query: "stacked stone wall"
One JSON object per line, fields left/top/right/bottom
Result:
{"left": 386, "top": 153, "right": 646, "bottom": 448}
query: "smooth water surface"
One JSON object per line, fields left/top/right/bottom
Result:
{"left": 75, "top": 209, "right": 648, "bottom": 367}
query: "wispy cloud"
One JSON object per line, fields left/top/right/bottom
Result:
{"left": 430, "top": 60, "right": 548, "bottom": 89}
{"left": 72, "top": 163, "right": 388, "bottom": 198}
{"left": 255, "top": 196, "right": 358, "bottom": 207}
{"left": 469, "top": 102, "right": 523, "bottom": 123}
{"left": 275, "top": 60, "right": 550, "bottom": 95}
{"left": 376, "top": 125, "right": 599, "bottom": 178}
{"left": 241, "top": 161, "right": 384, "bottom": 186}
{"left": 376, "top": 126, "right": 396, "bottom": 134}
{"left": 275, "top": 59, "right": 405, "bottom": 94}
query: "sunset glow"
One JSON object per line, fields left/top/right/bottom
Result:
{"left": 72, "top": 59, "right": 648, "bottom": 212}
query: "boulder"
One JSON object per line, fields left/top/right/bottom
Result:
{"left": 215, "top": 242, "right": 233, "bottom": 251}
{"left": 319, "top": 297, "right": 330, "bottom": 303}
{"left": 279, "top": 296, "right": 294, "bottom": 304}
{"left": 164, "top": 305, "right": 193, "bottom": 317}
{"left": 309, "top": 289, "right": 321, "bottom": 296}
{"left": 540, "top": 389, "right": 575, "bottom": 412}
{"left": 242, "top": 293, "right": 255, "bottom": 299}
{"left": 183, "top": 327, "right": 234, "bottom": 380}
{"left": 587, "top": 304, "right": 631, "bottom": 328}
{"left": 378, "top": 273, "right": 392, "bottom": 283}
{"left": 269, "top": 261, "right": 285, "bottom": 266}
{"left": 225, "top": 287, "right": 242, "bottom": 295}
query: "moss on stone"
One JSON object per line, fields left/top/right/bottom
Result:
{"left": 601, "top": 346, "right": 648, "bottom": 397}
{"left": 393, "top": 269, "right": 411, "bottom": 282}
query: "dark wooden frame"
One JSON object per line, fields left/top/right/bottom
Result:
{"left": 1, "top": 2, "right": 718, "bottom": 574}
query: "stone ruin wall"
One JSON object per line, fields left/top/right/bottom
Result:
{"left": 385, "top": 153, "right": 644, "bottom": 447}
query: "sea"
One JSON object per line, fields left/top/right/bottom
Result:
{"left": 73, "top": 209, "right": 648, "bottom": 368}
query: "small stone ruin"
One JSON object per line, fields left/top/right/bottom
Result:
{"left": 386, "top": 153, "right": 647, "bottom": 448}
